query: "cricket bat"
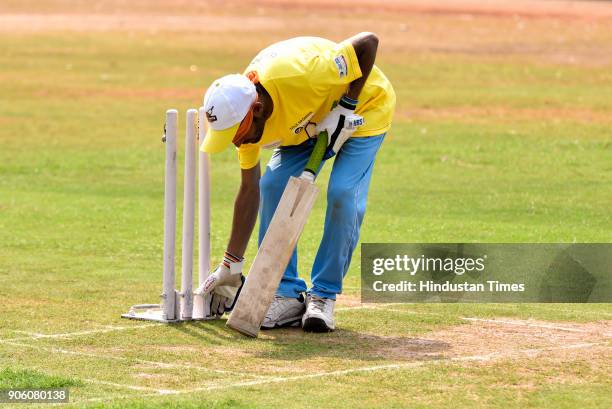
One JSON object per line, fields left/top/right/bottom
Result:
{"left": 226, "top": 132, "right": 328, "bottom": 337}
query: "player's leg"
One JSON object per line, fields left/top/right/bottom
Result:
{"left": 303, "top": 134, "right": 385, "bottom": 331}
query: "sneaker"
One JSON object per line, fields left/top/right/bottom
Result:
{"left": 261, "top": 294, "right": 305, "bottom": 329}
{"left": 302, "top": 294, "right": 335, "bottom": 332}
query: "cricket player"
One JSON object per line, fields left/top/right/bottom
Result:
{"left": 195, "top": 32, "right": 395, "bottom": 332}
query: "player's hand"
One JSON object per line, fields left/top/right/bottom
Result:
{"left": 208, "top": 275, "right": 245, "bottom": 316}
{"left": 316, "top": 95, "right": 364, "bottom": 159}
{"left": 194, "top": 251, "right": 244, "bottom": 297}
{"left": 209, "top": 293, "right": 230, "bottom": 317}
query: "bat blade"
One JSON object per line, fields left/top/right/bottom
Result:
{"left": 226, "top": 176, "right": 319, "bottom": 337}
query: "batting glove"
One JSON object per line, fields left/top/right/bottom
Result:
{"left": 208, "top": 275, "right": 245, "bottom": 316}
{"left": 316, "top": 95, "right": 364, "bottom": 159}
{"left": 194, "top": 251, "right": 245, "bottom": 318}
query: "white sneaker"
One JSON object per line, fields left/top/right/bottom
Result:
{"left": 302, "top": 294, "right": 335, "bottom": 332}
{"left": 261, "top": 295, "right": 305, "bottom": 329}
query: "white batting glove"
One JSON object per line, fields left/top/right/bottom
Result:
{"left": 208, "top": 278, "right": 244, "bottom": 317}
{"left": 209, "top": 293, "right": 230, "bottom": 317}
{"left": 194, "top": 251, "right": 244, "bottom": 308}
{"left": 316, "top": 95, "right": 364, "bottom": 158}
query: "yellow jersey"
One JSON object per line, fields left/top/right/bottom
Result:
{"left": 238, "top": 36, "right": 396, "bottom": 169}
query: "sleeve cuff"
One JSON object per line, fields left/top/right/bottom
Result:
{"left": 339, "top": 40, "right": 363, "bottom": 81}
{"left": 237, "top": 146, "right": 261, "bottom": 169}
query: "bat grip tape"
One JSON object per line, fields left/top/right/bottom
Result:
{"left": 302, "top": 131, "right": 328, "bottom": 180}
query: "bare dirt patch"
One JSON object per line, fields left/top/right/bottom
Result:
{"left": 2, "top": 0, "right": 611, "bottom": 67}
{"left": 372, "top": 318, "right": 610, "bottom": 362}
{"left": 257, "top": 0, "right": 612, "bottom": 20}
{"left": 2, "top": 0, "right": 612, "bottom": 20}
{"left": 0, "top": 116, "right": 17, "bottom": 125}
{"left": 34, "top": 87, "right": 203, "bottom": 101}
{"left": 0, "top": 13, "right": 285, "bottom": 32}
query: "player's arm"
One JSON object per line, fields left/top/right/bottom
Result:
{"left": 317, "top": 32, "right": 378, "bottom": 157}
{"left": 345, "top": 32, "right": 379, "bottom": 100}
{"left": 194, "top": 163, "right": 260, "bottom": 314}
{"left": 227, "top": 162, "right": 261, "bottom": 257}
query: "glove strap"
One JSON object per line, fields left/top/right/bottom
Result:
{"left": 224, "top": 275, "right": 246, "bottom": 312}
{"left": 339, "top": 95, "right": 358, "bottom": 110}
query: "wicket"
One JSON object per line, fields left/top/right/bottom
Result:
{"left": 122, "top": 107, "right": 212, "bottom": 322}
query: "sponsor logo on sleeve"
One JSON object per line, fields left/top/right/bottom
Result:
{"left": 334, "top": 55, "right": 348, "bottom": 78}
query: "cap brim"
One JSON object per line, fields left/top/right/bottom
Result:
{"left": 201, "top": 123, "right": 240, "bottom": 153}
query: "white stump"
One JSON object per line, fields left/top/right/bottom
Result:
{"left": 180, "top": 109, "right": 197, "bottom": 320}
{"left": 162, "top": 109, "right": 178, "bottom": 321}
{"left": 193, "top": 106, "right": 212, "bottom": 319}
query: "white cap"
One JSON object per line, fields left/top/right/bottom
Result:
{"left": 201, "top": 74, "right": 257, "bottom": 153}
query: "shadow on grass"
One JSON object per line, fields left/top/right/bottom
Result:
{"left": 167, "top": 319, "right": 239, "bottom": 345}
{"left": 167, "top": 319, "right": 451, "bottom": 364}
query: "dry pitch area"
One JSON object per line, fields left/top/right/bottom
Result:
{"left": 0, "top": 0, "right": 610, "bottom": 408}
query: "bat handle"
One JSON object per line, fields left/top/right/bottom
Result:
{"left": 300, "top": 131, "right": 328, "bottom": 182}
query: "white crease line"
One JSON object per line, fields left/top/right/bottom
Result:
{"left": 4, "top": 323, "right": 160, "bottom": 342}
{"left": 139, "top": 360, "right": 270, "bottom": 379}
{"left": 337, "top": 305, "right": 444, "bottom": 316}
{"left": 518, "top": 305, "right": 612, "bottom": 318}
{"left": 451, "top": 342, "right": 604, "bottom": 362}
{"left": 526, "top": 342, "right": 605, "bottom": 352}
{"left": 0, "top": 339, "right": 122, "bottom": 360}
{"left": 3, "top": 304, "right": 607, "bottom": 343}
{"left": 339, "top": 305, "right": 610, "bottom": 327}
{"left": 337, "top": 303, "right": 612, "bottom": 318}
{"left": 380, "top": 307, "right": 444, "bottom": 316}
{"left": 336, "top": 304, "right": 430, "bottom": 313}
{"left": 79, "top": 362, "right": 428, "bottom": 403}
{"left": 460, "top": 317, "right": 592, "bottom": 333}
{"left": 180, "top": 342, "right": 606, "bottom": 394}
{"left": 183, "top": 362, "right": 428, "bottom": 394}
{"left": 0, "top": 339, "right": 268, "bottom": 379}
{"left": 3, "top": 303, "right": 607, "bottom": 402}
{"left": 336, "top": 304, "right": 382, "bottom": 312}
{"left": 79, "top": 341, "right": 606, "bottom": 403}
{"left": 84, "top": 378, "right": 177, "bottom": 394}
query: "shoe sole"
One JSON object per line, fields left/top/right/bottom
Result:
{"left": 260, "top": 317, "right": 302, "bottom": 330}
{"left": 302, "top": 316, "right": 334, "bottom": 333}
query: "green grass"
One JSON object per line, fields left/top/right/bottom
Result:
{"left": 0, "top": 1, "right": 611, "bottom": 408}
{"left": 0, "top": 368, "right": 81, "bottom": 390}
{"left": 79, "top": 358, "right": 611, "bottom": 409}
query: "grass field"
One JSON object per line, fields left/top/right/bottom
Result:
{"left": 0, "top": 0, "right": 611, "bottom": 407}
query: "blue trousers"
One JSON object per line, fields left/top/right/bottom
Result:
{"left": 259, "top": 134, "right": 385, "bottom": 300}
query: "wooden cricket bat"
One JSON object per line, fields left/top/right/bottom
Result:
{"left": 226, "top": 132, "right": 328, "bottom": 337}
